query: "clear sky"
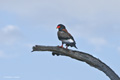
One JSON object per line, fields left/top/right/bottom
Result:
{"left": 0, "top": 0, "right": 120, "bottom": 80}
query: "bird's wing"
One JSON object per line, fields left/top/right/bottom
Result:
{"left": 58, "top": 29, "right": 75, "bottom": 42}
{"left": 62, "top": 29, "right": 75, "bottom": 42}
{"left": 58, "top": 31, "right": 70, "bottom": 40}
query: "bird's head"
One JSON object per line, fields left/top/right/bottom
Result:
{"left": 56, "top": 24, "right": 66, "bottom": 31}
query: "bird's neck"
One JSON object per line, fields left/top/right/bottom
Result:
{"left": 59, "top": 28, "right": 63, "bottom": 31}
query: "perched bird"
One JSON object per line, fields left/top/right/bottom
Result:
{"left": 56, "top": 24, "right": 77, "bottom": 49}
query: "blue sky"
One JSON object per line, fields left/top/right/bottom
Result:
{"left": 0, "top": 0, "right": 120, "bottom": 80}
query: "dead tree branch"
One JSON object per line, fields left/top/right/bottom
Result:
{"left": 32, "top": 45, "right": 120, "bottom": 80}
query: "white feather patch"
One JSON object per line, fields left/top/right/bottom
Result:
{"left": 62, "top": 39, "right": 74, "bottom": 43}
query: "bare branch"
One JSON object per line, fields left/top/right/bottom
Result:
{"left": 32, "top": 45, "right": 120, "bottom": 80}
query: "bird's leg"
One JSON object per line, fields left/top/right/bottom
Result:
{"left": 58, "top": 42, "right": 64, "bottom": 48}
{"left": 59, "top": 43, "right": 63, "bottom": 48}
{"left": 66, "top": 45, "right": 68, "bottom": 49}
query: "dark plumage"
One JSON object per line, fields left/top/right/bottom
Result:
{"left": 56, "top": 24, "right": 77, "bottom": 49}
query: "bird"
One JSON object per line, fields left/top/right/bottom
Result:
{"left": 56, "top": 24, "right": 77, "bottom": 49}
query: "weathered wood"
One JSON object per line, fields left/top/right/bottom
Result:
{"left": 32, "top": 45, "right": 120, "bottom": 80}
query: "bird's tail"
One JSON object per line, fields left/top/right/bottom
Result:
{"left": 74, "top": 45, "right": 78, "bottom": 49}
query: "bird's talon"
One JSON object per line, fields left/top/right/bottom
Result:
{"left": 57, "top": 45, "right": 63, "bottom": 48}
{"left": 59, "top": 46, "right": 63, "bottom": 48}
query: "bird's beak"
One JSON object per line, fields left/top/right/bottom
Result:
{"left": 56, "top": 26, "right": 60, "bottom": 29}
